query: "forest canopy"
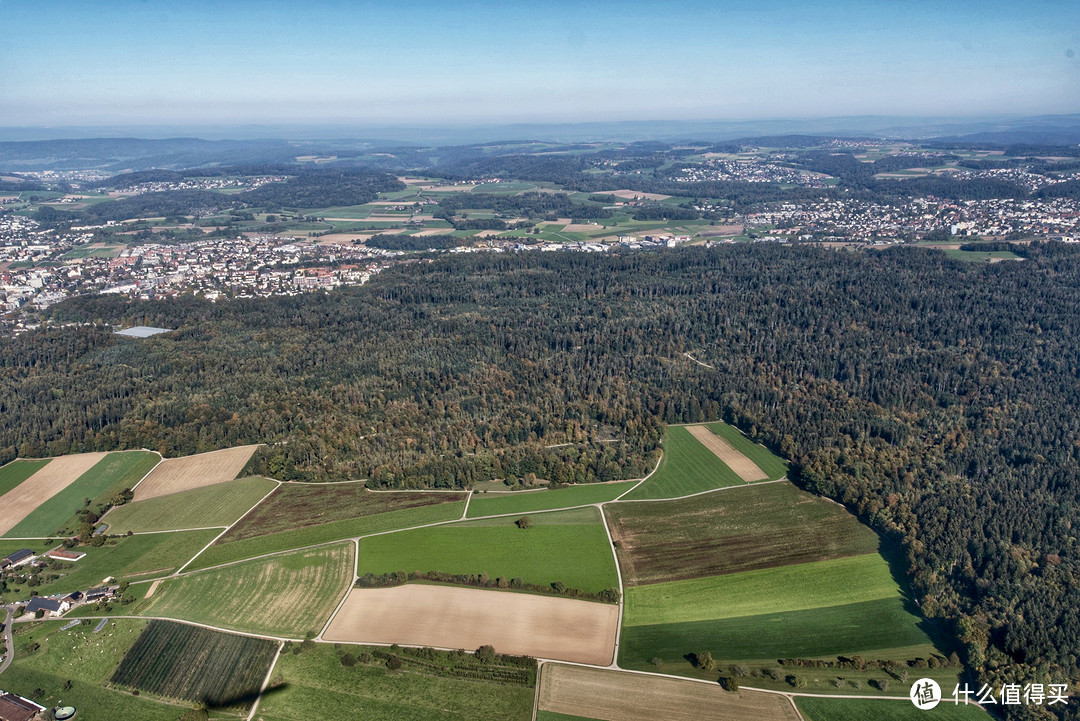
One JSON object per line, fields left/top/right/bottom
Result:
{"left": 5, "top": 244, "right": 1080, "bottom": 716}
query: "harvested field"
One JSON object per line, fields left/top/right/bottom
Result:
{"left": 6, "top": 451, "right": 160, "bottom": 537}
{"left": 685, "top": 424, "right": 767, "bottom": 482}
{"left": 220, "top": 483, "right": 464, "bottom": 541}
{"left": 563, "top": 222, "right": 603, "bottom": 233}
{"left": 537, "top": 663, "right": 799, "bottom": 721}
{"left": 0, "top": 453, "right": 108, "bottom": 536}
{"left": 698, "top": 225, "right": 745, "bottom": 236}
{"left": 132, "top": 445, "right": 259, "bottom": 501}
{"left": 324, "top": 585, "right": 618, "bottom": 665}
{"left": 606, "top": 482, "right": 880, "bottom": 585}
{"left": 316, "top": 233, "right": 372, "bottom": 244}
{"left": 0, "top": 459, "right": 50, "bottom": 498}
{"left": 599, "top": 189, "right": 672, "bottom": 201}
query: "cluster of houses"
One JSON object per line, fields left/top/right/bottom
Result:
{"left": 1, "top": 547, "right": 115, "bottom": 619}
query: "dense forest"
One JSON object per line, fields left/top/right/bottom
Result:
{"left": 3, "top": 244, "right": 1080, "bottom": 718}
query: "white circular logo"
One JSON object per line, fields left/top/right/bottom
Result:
{"left": 910, "top": 678, "right": 941, "bottom": 710}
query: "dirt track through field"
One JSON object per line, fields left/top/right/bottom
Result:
{"left": 538, "top": 664, "right": 800, "bottom": 721}
{"left": 0, "top": 453, "right": 109, "bottom": 535}
{"left": 323, "top": 585, "right": 618, "bottom": 665}
{"left": 685, "top": 425, "right": 768, "bottom": 482}
{"left": 133, "top": 446, "right": 259, "bottom": 501}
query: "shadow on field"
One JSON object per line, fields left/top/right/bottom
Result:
{"left": 202, "top": 682, "right": 288, "bottom": 713}
{"left": 877, "top": 533, "right": 960, "bottom": 657}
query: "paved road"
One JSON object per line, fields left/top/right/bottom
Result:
{"left": 0, "top": 606, "right": 13, "bottom": 675}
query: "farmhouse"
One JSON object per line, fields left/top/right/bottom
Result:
{"left": 0, "top": 549, "right": 35, "bottom": 569}
{"left": 0, "top": 691, "right": 44, "bottom": 721}
{"left": 84, "top": 586, "right": 115, "bottom": 602}
{"left": 26, "top": 596, "right": 70, "bottom": 617}
{"left": 45, "top": 548, "right": 86, "bottom": 563}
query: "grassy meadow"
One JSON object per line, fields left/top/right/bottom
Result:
{"left": 624, "top": 422, "right": 784, "bottom": 500}
{"left": 3, "top": 619, "right": 182, "bottom": 721}
{"left": 136, "top": 543, "right": 354, "bottom": 637}
{"left": 356, "top": 507, "right": 619, "bottom": 594}
{"left": 3, "top": 529, "right": 218, "bottom": 598}
{"left": 622, "top": 554, "right": 902, "bottom": 626}
{"left": 256, "top": 643, "right": 534, "bottom": 721}
{"left": 103, "top": 476, "right": 278, "bottom": 533}
{"left": 797, "top": 697, "right": 991, "bottom": 721}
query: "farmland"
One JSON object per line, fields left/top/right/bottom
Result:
{"left": 465, "top": 481, "right": 637, "bottom": 518}
{"left": 3, "top": 529, "right": 219, "bottom": 598}
{"left": 187, "top": 498, "right": 466, "bottom": 571}
{"left": 620, "top": 595, "right": 937, "bottom": 665}
{"left": 110, "top": 620, "right": 278, "bottom": 711}
{"left": 323, "top": 585, "right": 619, "bottom": 666}
{"left": 132, "top": 444, "right": 259, "bottom": 500}
{"left": 0, "top": 458, "right": 50, "bottom": 497}
{"left": 537, "top": 663, "right": 800, "bottom": 721}
{"left": 355, "top": 507, "right": 619, "bottom": 594}
{"left": 255, "top": 642, "right": 534, "bottom": 721}
{"left": 622, "top": 554, "right": 904, "bottom": 626}
{"left": 623, "top": 423, "right": 784, "bottom": 500}
{"left": 220, "top": 483, "right": 465, "bottom": 541}
{"left": 4, "top": 451, "right": 160, "bottom": 537}
{"left": 606, "top": 481, "right": 881, "bottom": 584}
{"left": 797, "top": 697, "right": 991, "bottom": 721}
{"left": 102, "top": 475, "right": 278, "bottom": 533}
{"left": 702, "top": 421, "right": 789, "bottom": 480}
{"left": 136, "top": 543, "right": 354, "bottom": 637}
{"left": 0, "top": 452, "right": 109, "bottom": 536}
{"left": 2, "top": 619, "right": 181, "bottom": 721}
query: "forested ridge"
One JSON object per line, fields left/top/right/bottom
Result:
{"left": 2, "top": 244, "right": 1080, "bottom": 716}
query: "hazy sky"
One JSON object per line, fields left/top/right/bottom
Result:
{"left": 1, "top": 0, "right": 1077, "bottom": 127}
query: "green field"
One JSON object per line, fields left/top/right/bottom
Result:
{"left": 4, "top": 529, "right": 218, "bottom": 598}
{"left": 137, "top": 543, "right": 354, "bottom": 637}
{"left": 187, "top": 499, "right": 466, "bottom": 571}
{"left": 606, "top": 482, "right": 880, "bottom": 584}
{"left": 356, "top": 507, "right": 619, "bottom": 594}
{"left": 797, "top": 697, "right": 991, "bottom": 721}
{"left": 941, "top": 249, "right": 1021, "bottom": 263}
{"left": 624, "top": 423, "right": 783, "bottom": 500}
{"left": 623, "top": 554, "right": 902, "bottom": 626}
{"left": 0, "top": 458, "right": 50, "bottom": 497}
{"left": 620, "top": 596, "right": 936, "bottom": 664}
{"left": 3, "top": 619, "right": 182, "bottom": 721}
{"left": 465, "top": 481, "right": 637, "bottom": 518}
{"left": 4, "top": 451, "right": 160, "bottom": 537}
{"left": 256, "top": 643, "right": 534, "bottom": 721}
{"left": 102, "top": 476, "right": 278, "bottom": 533}
{"left": 110, "top": 620, "right": 278, "bottom": 712}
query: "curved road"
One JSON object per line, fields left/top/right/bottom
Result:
{"left": 0, "top": 606, "right": 13, "bottom": 675}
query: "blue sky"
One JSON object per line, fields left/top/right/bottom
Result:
{"left": 1, "top": 0, "right": 1077, "bottom": 126}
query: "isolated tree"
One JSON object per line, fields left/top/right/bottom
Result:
{"left": 515, "top": 516, "right": 531, "bottom": 529}
{"left": 476, "top": 644, "right": 496, "bottom": 663}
